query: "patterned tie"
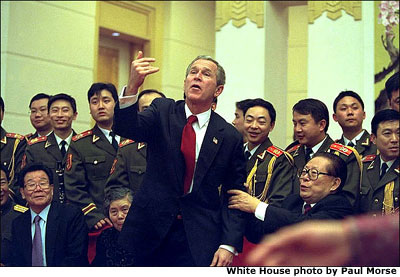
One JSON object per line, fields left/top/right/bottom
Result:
{"left": 110, "top": 131, "right": 119, "bottom": 152}
{"left": 32, "top": 215, "right": 44, "bottom": 266}
{"left": 181, "top": 115, "right": 198, "bottom": 195}
{"left": 60, "top": 140, "right": 67, "bottom": 158}
{"left": 380, "top": 163, "right": 388, "bottom": 179}
{"left": 305, "top": 147, "right": 313, "bottom": 162}
{"left": 303, "top": 203, "right": 312, "bottom": 214}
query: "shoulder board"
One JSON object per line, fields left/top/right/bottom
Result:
{"left": 329, "top": 143, "right": 353, "bottom": 156}
{"left": 286, "top": 144, "right": 301, "bottom": 153}
{"left": 362, "top": 154, "right": 376, "bottom": 163}
{"left": 119, "top": 139, "right": 135, "bottom": 148}
{"left": 25, "top": 133, "right": 34, "bottom": 139}
{"left": 6, "top": 133, "right": 24, "bottom": 140}
{"left": 28, "top": 136, "right": 47, "bottom": 145}
{"left": 14, "top": 204, "right": 29, "bottom": 213}
{"left": 266, "top": 145, "right": 284, "bottom": 158}
{"left": 72, "top": 130, "right": 92, "bottom": 141}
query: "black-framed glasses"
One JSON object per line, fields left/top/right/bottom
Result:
{"left": 297, "top": 167, "right": 333, "bottom": 181}
{"left": 24, "top": 181, "right": 51, "bottom": 191}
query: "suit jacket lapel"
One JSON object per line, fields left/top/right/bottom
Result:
{"left": 192, "top": 112, "right": 223, "bottom": 193}
{"left": 246, "top": 139, "right": 272, "bottom": 173}
{"left": 379, "top": 158, "right": 399, "bottom": 189}
{"left": 46, "top": 133, "right": 64, "bottom": 162}
{"left": 92, "top": 125, "right": 116, "bottom": 156}
{"left": 318, "top": 135, "right": 334, "bottom": 153}
{"left": 367, "top": 157, "right": 380, "bottom": 190}
{"left": 45, "top": 203, "right": 59, "bottom": 266}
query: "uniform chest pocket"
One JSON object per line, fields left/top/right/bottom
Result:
{"left": 129, "top": 165, "right": 146, "bottom": 175}
{"left": 84, "top": 156, "right": 107, "bottom": 180}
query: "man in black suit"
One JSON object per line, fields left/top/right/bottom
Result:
{"left": 7, "top": 163, "right": 88, "bottom": 266}
{"left": 113, "top": 51, "right": 247, "bottom": 266}
{"left": 229, "top": 152, "right": 353, "bottom": 243}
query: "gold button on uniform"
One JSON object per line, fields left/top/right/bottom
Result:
{"left": 374, "top": 198, "right": 379, "bottom": 204}
{"left": 94, "top": 160, "right": 98, "bottom": 165}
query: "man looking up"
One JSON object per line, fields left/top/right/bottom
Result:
{"left": 333, "top": 90, "right": 376, "bottom": 157}
{"left": 113, "top": 51, "right": 246, "bottom": 266}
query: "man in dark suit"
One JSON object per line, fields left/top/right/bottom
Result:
{"left": 113, "top": 51, "right": 246, "bottom": 266}
{"left": 229, "top": 152, "right": 353, "bottom": 243}
{"left": 7, "top": 163, "right": 88, "bottom": 266}
{"left": 332, "top": 90, "right": 376, "bottom": 157}
{"left": 24, "top": 93, "right": 78, "bottom": 204}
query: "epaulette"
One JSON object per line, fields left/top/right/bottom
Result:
{"left": 119, "top": 139, "right": 135, "bottom": 148}
{"left": 25, "top": 133, "right": 34, "bottom": 139}
{"left": 362, "top": 154, "right": 376, "bottom": 163}
{"left": 6, "top": 133, "right": 24, "bottom": 140}
{"left": 28, "top": 136, "right": 47, "bottom": 145}
{"left": 286, "top": 144, "right": 301, "bottom": 153}
{"left": 14, "top": 204, "right": 29, "bottom": 213}
{"left": 72, "top": 130, "right": 92, "bottom": 141}
{"left": 329, "top": 143, "right": 353, "bottom": 156}
{"left": 266, "top": 145, "right": 284, "bottom": 158}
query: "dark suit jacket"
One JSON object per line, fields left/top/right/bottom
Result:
{"left": 9, "top": 202, "right": 88, "bottom": 266}
{"left": 113, "top": 98, "right": 247, "bottom": 266}
{"left": 246, "top": 192, "right": 354, "bottom": 243}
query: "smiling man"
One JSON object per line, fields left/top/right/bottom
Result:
{"left": 24, "top": 93, "right": 78, "bottom": 204}
{"left": 359, "top": 109, "right": 399, "bottom": 215}
{"left": 26, "top": 93, "right": 53, "bottom": 140}
{"left": 112, "top": 52, "right": 246, "bottom": 266}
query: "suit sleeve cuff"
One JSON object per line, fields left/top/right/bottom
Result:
{"left": 119, "top": 85, "right": 138, "bottom": 108}
{"left": 219, "top": 245, "right": 237, "bottom": 256}
{"left": 255, "top": 202, "right": 268, "bottom": 221}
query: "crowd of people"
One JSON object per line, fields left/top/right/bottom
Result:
{"left": 0, "top": 52, "right": 399, "bottom": 267}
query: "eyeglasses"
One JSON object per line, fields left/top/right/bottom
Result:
{"left": 24, "top": 181, "right": 51, "bottom": 191}
{"left": 297, "top": 167, "right": 333, "bottom": 181}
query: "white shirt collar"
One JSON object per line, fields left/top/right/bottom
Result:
{"left": 308, "top": 136, "right": 328, "bottom": 156}
{"left": 244, "top": 142, "right": 261, "bottom": 158}
{"left": 379, "top": 156, "right": 395, "bottom": 171}
{"left": 30, "top": 203, "right": 51, "bottom": 223}
{"left": 53, "top": 131, "right": 73, "bottom": 147}
{"left": 343, "top": 130, "right": 365, "bottom": 146}
{"left": 184, "top": 104, "right": 211, "bottom": 129}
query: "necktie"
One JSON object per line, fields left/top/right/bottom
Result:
{"left": 347, "top": 141, "right": 355, "bottom": 147}
{"left": 305, "top": 148, "right": 313, "bottom": 162}
{"left": 60, "top": 140, "right": 67, "bottom": 158}
{"left": 32, "top": 215, "right": 44, "bottom": 266}
{"left": 303, "top": 203, "right": 312, "bottom": 214}
{"left": 181, "top": 115, "right": 198, "bottom": 195}
{"left": 380, "top": 163, "right": 388, "bottom": 179}
{"left": 244, "top": 151, "right": 251, "bottom": 160}
{"left": 110, "top": 131, "right": 119, "bottom": 152}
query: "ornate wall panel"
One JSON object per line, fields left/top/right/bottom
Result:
{"left": 216, "top": 1, "right": 264, "bottom": 31}
{"left": 308, "top": 1, "right": 362, "bottom": 24}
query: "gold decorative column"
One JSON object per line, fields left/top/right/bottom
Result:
{"left": 216, "top": 1, "right": 264, "bottom": 31}
{"left": 308, "top": 1, "right": 362, "bottom": 23}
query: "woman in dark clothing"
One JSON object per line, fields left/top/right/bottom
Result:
{"left": 92, "top": 187, "right": 134, "bottom": 266}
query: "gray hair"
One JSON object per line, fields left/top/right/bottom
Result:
{"left": 103, "top": 187, "right": 133, "bottom": 215}
{"left": 185, "top": 55, "right": 226, "bottom": 86}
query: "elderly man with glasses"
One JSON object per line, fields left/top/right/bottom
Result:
{"left": 228, "top": 152, "right": 354, "bottom": 244}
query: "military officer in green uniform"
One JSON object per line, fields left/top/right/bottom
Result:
{"left": 332, "top": 90, "right": 377, "bottom": 157}
{"left": 65, "top": 83, "right": 126, "bottom": 231}
{"left": 359, "top": 109, "right": 399, "bottom": 216}
{"left": 1, "top": 165, "right": 28, "bottom": 265}
{"left": 25, "top": 93, "right": 53, "bottom": 140}
{"left": 105, "top": 89, "right": 165, "bottom": 196}
{"left": 0, "top": 96, "right": 26, "bottom": 203}
{"left": 287, "top": 99, "right": 362, "bottom": 207}
{"left": 24, "top": 93, "right": 78, "bottom": 203}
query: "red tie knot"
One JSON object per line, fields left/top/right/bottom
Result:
{"left": 187, "top": 115, "right": 198, "bottom": 125}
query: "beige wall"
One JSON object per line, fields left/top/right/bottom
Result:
{"left": 1, "top": 1, "right": 97, "bottom": 135}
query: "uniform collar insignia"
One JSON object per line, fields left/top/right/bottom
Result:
{"left": 1, "top": 136, "right": 6, "bottom": 144}
{"left": 361, "top": 137, "right": 369, "bottom": 146}
{"left": 213, "top": 137, "right": 218, "bottom": 145}
{"left": 138, "top": 142, "right": 145, "bottom": 150}
{"left": 92, "top": 135, "right": 100, "bottom": 143}
{"left": 45, "top": 141, "right": 51, "bottom": 148}
{"left": 367, "top": 160, "right": 375, "bottom": 170}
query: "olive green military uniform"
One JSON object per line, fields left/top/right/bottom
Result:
{"left": 104, "top": 139, "right": 147, "bottom": 196}
{"left": 24, "top": 132, "right": 38, "bottom": 141}
{"left": 336, "top": 130, "right": 377, "bottom": 158}
{"left": 24, "top": 131, "right": 75, "bottom": 203}
{"left": 64, "top": 125, "right": 126, "bottom": 229}
{"left": 1, "top": 198, "right": 28, "bottom": 264}
{"left": 1, "top": 127, "right": 26, "bottom": 203}
{"left": 359, "top": 154, "right": 399, "bottom": 216}
{"left": 246, "top": 138, "right": 294, "bottom": 206}
{"left": 286, "top": 135, "right": 362, "bottom": 207}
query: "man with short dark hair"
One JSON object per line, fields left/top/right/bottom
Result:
{"left": 359, "top": 109, "right": 399, "bottom": 215}
{"left": 232, "top": 99, "right": 252, "bottom": 142}
{"left": 1, "top": 96, "right": 27, "bottom": 203}
{"left": 24, "top": 93, "right": 78, "bottom": 204}
{"left": 333, "top": 90, "right": 376, "bottom": 157}
{"left": 26, "top": 93, "right": 53, "bottom": 140}
{"left": 113, "top": 51, "right": 246, "bottom": 266}
{"left": 229, "top": 152, "right": 353, "bottom": 242}
{"left": 7, "top": 163, "right": 88, "bottom": 266}
{"left": 385, "top": 73, "right": 399, "bottom": 111}
{"left": 287, "top": 98, "right": 362, "bottom": 207}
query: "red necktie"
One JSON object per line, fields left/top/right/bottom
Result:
{"left": 181, "top": 115, "right": 198, "bottom": 194}
{"left": 303, "top": 203, "right": 312, "bottom": 214}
